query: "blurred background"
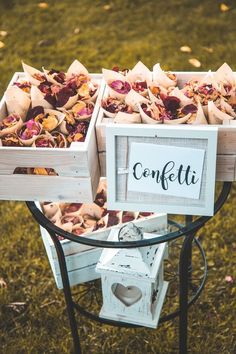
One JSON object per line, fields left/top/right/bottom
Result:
{"left": 0, "top": 0, "right": 235, "bottom": 353}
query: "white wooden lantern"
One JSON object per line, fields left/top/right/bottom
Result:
{"left": 96, "top": 224, "right": 168, "bottom": 328}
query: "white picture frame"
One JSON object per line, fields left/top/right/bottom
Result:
{"left": 106, "top": 125, "right": 218, "bottom": 216}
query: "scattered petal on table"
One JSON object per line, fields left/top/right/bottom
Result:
{"left": 38, "top": 2, "right": 49, "bottom": 9}
{"left": 74, "top": 27, "right": 80, "bottom": 34}
{"left": 225, "top": 275, "right": 233, "bottom": 283}
{"left": 188, "top": 58, "right": 201, "bottom": 68}
{"left": 103, "top": 4, "right": 111, "bottom": 10}
{"left": 0, "top": 278, "right": 7, "bottom": 288}
{"left": 0, "top": 30, "right": 7, "bottom": 37}
{"left": 202, "top": 46, "right": 214, "bottom": 53}
{"left": 220, "top": 3, "right": 230, "bottom": 12}
{"left": 0, "top": 41, "right": 5, "bottom": 49}
{"left": 180, "top": 45, "right": 192, "bottom": 53}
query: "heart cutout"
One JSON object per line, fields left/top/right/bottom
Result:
{"left": 111, "top": 283, "right": 142, "bottom": 307}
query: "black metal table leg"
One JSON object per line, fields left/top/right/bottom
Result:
{"left": 47, "top": 229, "right": 81, "bottom": 354}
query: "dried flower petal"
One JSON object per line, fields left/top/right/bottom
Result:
{"left": 180, "top": 46, "right": 192, "bottom": 53}
{"left": 0, "top": 31, "right": 7, "bottom": 37}
{"left": 188, "top": 58, "right": 201, "bottom": 68}
{"left": 220, "top": 3, "right": 230, "bottom": 12}
{"left": 38, "top": 2, "right": 48, "bottom": 9}
{"left": 225, "top": 275, "right": 233, "bottom": 283}
{"left": 103, "top": 4, "right": 111, "bottom": 10}
{"left": 0, "top": 41, "right": 5, "bottom": 49}
{"left": 202, "top": 46, "right": 214, "bottom": 53}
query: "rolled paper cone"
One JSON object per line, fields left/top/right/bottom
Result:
{"left": 97, "top": 179, "right": 107, "bottom": 195}
{"left": 199, "top": 70, "right": 219, "bottom": 90}
{"left": 102, "top": 68, "right": 127, "bottom": 83}
{"left": 55, "top": 219, "right": 73, "bottom": 233}
{"left": 97, "top": 213, "right": 109, "bottom": 229}
{"left": 83, "top": 217, "right": 98, "bottom": 229}
{"left": 108, "top": 86, "right": 127, "bottom": 101}
{"left": 57, "top": 93, "right": 79, "bottom": 111}
{"left": 153, "top": 63, "right": 177, "bottom": 88}
{"left": 18, "top": 123, "right": 42, "bottom": 146}
{"left": 22, "top": 61, "right": 45, "bottom": 86}
{"left": 44, "top": 109, "right": 65, "bottom": 127}
{"left": 83, "top": 84, "right": 99, "bottom": 103}
{"left": 82, "top": 226, "right": 95, "bottom": 234}
{"left": 31, "top": 85, "right": 53, "bottom": 109}
{"left": 168, "top": 87, "right": 193, "bottom": 106}
{"left": 32, "top": 132, "right": 56, "bottom": 147}
{"left": 42, "top": 68, "right": 64, "bottom": 87}
{"left": 57, "top": 119, "right": 69, "bottom": 135}
{"left": 126, "top": 61, "right": 152, "bottom": 86}
{"left": 188, "top": 102, "right": 208, "bottom": 125}
{"left": 67, "top": 59, "right": 89, "bottom": 78}
{"left": 208, "top": 100, "right": 235, "bottom": 125}
{"left": 139, "top": 103, "right": 162, "bottom": 124}
{"left": 0, "top": 116, "right": 23, "bottom": 137}
{"left": 148, "top": 88, "right": 164, "bottom": 104}
{"left": 61, "top": 213, "right": 83, "bottom": 226}
{"left": 79, "top": 203, "right": 103, "bottom": 219}
{"left": 214, "top": 63, "right": 236, "bottom": 87}
{"left": 114, "top": 111, "right": 141, "bottom": 124}
{"left": 164, "top": 113, "right": 191, "bottom": 125}
{"left": 51, "top": 131, "right": 68, "bottom": 148}
{"left": 125, "top": 89, "right": 149, "bottom": 111}
{"left": 5, "top": 86, "right": 31, "bottom": 121}
{"left": 42, "top": 202, "right": 61, "bottom": 219}
{"left": 102, "top": 106, "right": 116, "bottom": 118}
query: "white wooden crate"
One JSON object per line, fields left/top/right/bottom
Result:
{"left": 96, "top": 73, "right": 236, "bottom": 181}
{"left": 0, "top": 73, "right": 105, "bottom": 202}
{"left": 39, "top": 205, "right": 167, "bottom": 289}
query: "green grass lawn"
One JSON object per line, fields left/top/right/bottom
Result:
{"left": 0, "top": 0, "right": 236, "bottom": 353}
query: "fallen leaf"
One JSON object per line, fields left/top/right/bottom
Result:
{"left": 188, "top": 58, "right": 201, "bottom": 68}
{"left": 180, "top": 45, "right": 192, "bottom": 53}
{"left": 38, "top": 2, "right": 49, "bottom": 9}
{"left": 103, "top": 4, "right": 111, "bottom": 10}
{"left": 202, "top": 46, "right": 214, "bottom": 53}
{"left": 220, "top": 3, "right": 230, "bottom": 12}
{"left": 0, "top": 277, "right": 7, "bottom": 288}
{"left": 0, "top": 30, "right": 7, "bottom": 37}
{"left": 0, "top": 41, "right": 5, "bottom": 49}
{"left": 225, "top": 275, "right": 233, "bottom": 283}
{"left": 74, "top": 27, "right": 80, "bottom": 34}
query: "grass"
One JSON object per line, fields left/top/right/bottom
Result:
{"left": 0, "top": 0, "right": 236, "bottom": 352}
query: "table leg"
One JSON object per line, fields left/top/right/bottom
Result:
{"left": 47, "top": 230, "right": 82, "bottom": 354}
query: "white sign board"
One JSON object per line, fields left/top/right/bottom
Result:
{"left": 106, "top": 125, "right": 218, "bottom": 216}
{"left": 128, "top": 143, "right": 205, "bottom": 199}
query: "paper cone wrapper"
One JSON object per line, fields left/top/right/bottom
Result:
{"left": 55, "top": 220, "right": 73, "bottom": 233}
{"left": 164, "top": 113, "right": 191, "bottom": 125}
{"left": 67, "top": 60, "right": 89, "bottom": 78}
{"left": 83, "top": 82, "right": 99, "bottom": 103}
{"left": 58, "top": 118, "right": 69, "bottom": 135}
{"left": 208, "top": 100, "right": 235, "bottom": 125}
{"left": 57, "top": 93, "right": 79, "bottom": 110}
{"left": 125, "top": 89, "right": 149, "bottom": 111}
{"left": 153, "top": 63, "right": 177, "bottom": 88}
{"left": 51, "top": 131, "right": 68, "bottom": 147}
{"left": 187, "top": 102, "right": 208, "bottom": 125}
{"left": 148, "top": 86, "right": 167, "bottom": 104}
{"left": 44, "top": 109, "right": 65, "bottom": 128}
{"left": 42, "top": 202, "right": 60, "bottom": 218}
{"left": 0, "top": 116, "right": 23, "bottom": 137}
{"left": 79, "top": 203, "right": 103, "bottom": 219}
{"left": 102, "top": 68, "right": 127, "bottom": 84}
{"left": 42, "top": 68, "right": 64, "bottom": 87}
{"left": 139, "top": 103, "right": 162, "bottom": 124}
{"left": 126, "top": 61, "right": 152, "bottom": 85}
{"left": 214, "top": 63, "right": 236, "bottom": 87}
{"left": 31, "top": 86, "right": 53, "bottom": 109}
{"left": 5, "top": 86, "right": 31, "bottom": 120}
{"left": 169, "top": 87, "right": 193, "bottom": 106}
{"left": 22, "top": 61, "right": 45, "bottom": 86}
{"left": 32, "top": 132, "right": 56, "bottom": 147}
{"left": 108, "top": 87, "right": 127, "bottom": 100}
{"left": 18, "top": 123, "right": 42, "bottom": 146}
{"left": 199, "top": 70, "right": 219, "bottom": 90}
{"left": 114, "top": 111, "right": 141, "bottom": 124}
{"left": 61, "top": 213, "right": 83, "bottom": 227}
{"left": 102, "top": 106, "right": 116, "bottom": 118}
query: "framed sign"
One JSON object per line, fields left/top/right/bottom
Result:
{"left": 106, "top": 125, "right": 218, "bottom": 216}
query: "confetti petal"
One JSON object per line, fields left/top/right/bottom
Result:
{"left": 225, "top": 275, "right": 233, "bottom": 283}
{"left": 74, "top": 27, "right": 80, "bottom": 34}
{"left": 188, "top": 58, "right": 201, "bottom": 68}
{"left": 202, "top": 46, "right": 214, "bottom": 53}
{"left": 0, "top": 30, "right": 7, "bottom": 37}
{"left": 0, "top": 277, "right": 7, "bottom": 288}
{"left": 38, "top": 2, "right": 49, "bottom": 9}
{"left": 220, "top": 3, "right": 230, "bottom": 12}
{"left": 0, "top": 41, "right": 5, "bottom": 49}
{"left": 180, "top": 46, "right": 192, "bottom": 53}
{"left": 103, "top": 4, "right": 111, "bottom": 10}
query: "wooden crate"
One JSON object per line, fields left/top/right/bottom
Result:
{"left": 96, "top": 73, "right": 236, "bottom": 181}
{"left": 39, "top": 207, "right": 167, "bottom": 289}
{"left": 0, "top": 73, "right": 105, "bottom": 202}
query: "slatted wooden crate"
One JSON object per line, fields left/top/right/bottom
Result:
{"left": 96, "top": 73, "right": 236, "bottom": 181}
{"left": 39, "top": 205, "right": 167, "bottom": 289}
{"left": 0, "top": 72, "right": 105, "bottom": 202}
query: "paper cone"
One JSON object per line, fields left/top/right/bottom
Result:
{"left": 44, "top": 109, "right": 65, "bottom": 130}
{"left": 126, "top": 61, "right": 152, "bottom": 86}
{"left": 125, "top": 89, "right": 149, "bottom": 111}
{"left": 208, "top": 99, "right": 235, "bottom": 124}
{"left": 153, "top": 63, "right": 177, "bottom": 88}
{"left": 31, "top": 85, "right": 53, "bottom": 109}
{"left": 79, "top": 203, "right": 103, "bottom": 219}
{"left": 0, "top": 115, "right": 23, "bottom": 137}
{"left": 148, "top": 85, "right": 167, "bottom": 104}
{"left": 139, "top": 103, "right": 162, "bottom": 124}
{"left": 168, "top": 87, "right": 193, "bottom": 106}
{"left": 102, "top": 68, "right": 127, "bottom": 83}
{"left": 22, "top": 61, "right": 45, "bottom": 86}
{"left": 17, "top": 122, "right": 42, "bottom": 146}
{"left": 164, "top": 113, "right": 191, "bottom": 124}
{"left": 32, "top": 132, "right": 56, "bottom": 147}
{"left": 57, "top": 93, "right": 79, "bottom": 111}
{"left": 114, "top": 111, "right": 141, "bottom": 124}
{"left": 5, "top": 86, "right": 31, "bottom": 120}
{"left": 55, "top": 219, "right": 73, "bottom": 233}
{"left": 214, "top": 63, "right": 236, "bottom": 87}
{"left": 187, "top": 102, "right": 208, "bottom": 125}
{"left": 51, "top": 131, "right": 68, "bottom": 148}
{"left": 42, "top": 68, "right": 64, "bottom": 87}
{"left": 67, "top": 60, "right": 89, "bottom": 78}
{"left": 199, "top": 70, "right": 219, "bottom": 90}
{"left": 42, "top": 202, "right": 61, "bottom": 219}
